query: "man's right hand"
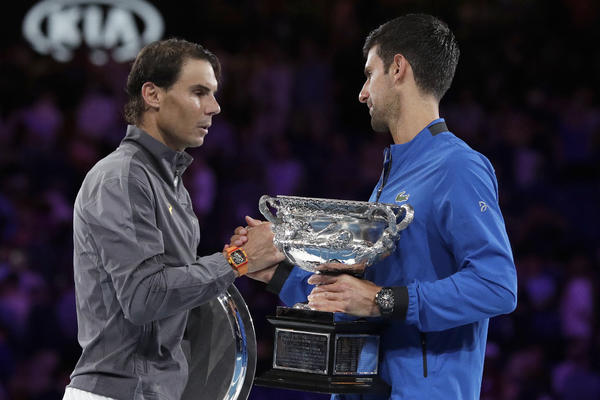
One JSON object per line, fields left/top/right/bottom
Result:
{"left": 228, "top": 217, "right": 256, "bottom": 247}
{"left": 227, "top": 216, "right": 284, "bottom": 274}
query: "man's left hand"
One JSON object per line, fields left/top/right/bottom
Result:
{"left": 307, "top": 273, "right": 382, "bottom": 317}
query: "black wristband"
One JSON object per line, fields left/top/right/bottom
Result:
{"left": 266, "top": 259, "right": 294, "bottom": 295}
{"left": 392, "top": 286, "right": 409, "bottom": 320}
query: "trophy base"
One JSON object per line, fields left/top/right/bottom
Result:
{"left": 254, "top": 307, "right": 390, "bottom": 396}
{"left": 255, "top": 369, "right": 390, "bottom": 395}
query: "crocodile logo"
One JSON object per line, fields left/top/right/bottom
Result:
{"left": 395, "top": 191, "right": 410, "bottom": 203}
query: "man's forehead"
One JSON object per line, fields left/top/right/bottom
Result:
{"left": 179, "top": 59, "right": 218, "bottom": 90}
{"left": 365, "top": 46, "right": 382, "bottom": 69}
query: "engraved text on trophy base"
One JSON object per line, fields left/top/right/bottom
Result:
{"left": 274, "top": 329, "right": 330, "bottom": 374}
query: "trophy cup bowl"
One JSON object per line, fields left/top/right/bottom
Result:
{"left": 258, "top": 195, "right": 414, "bottom": 272}
{"left": 254, "top": 195, "right": 414, "bottom": 395}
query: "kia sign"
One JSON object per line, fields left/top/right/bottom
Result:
{"left": 23, "top": 0, "right": 164, "bottom": 65}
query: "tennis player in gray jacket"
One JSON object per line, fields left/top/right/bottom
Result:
{"left": 63, "top": 39, "right": 283, "bottom": 400}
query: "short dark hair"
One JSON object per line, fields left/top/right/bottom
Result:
{"left": 363, "top": 14, "right": 459, "bottom": 100}
{"left": 124, "top": 38, "right": 221, "bottom": 125}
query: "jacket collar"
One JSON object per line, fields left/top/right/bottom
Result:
{"left": 121, "top": 125, "right": 194, "bottom": 184}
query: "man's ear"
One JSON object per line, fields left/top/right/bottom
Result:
{"left": 141, "top": 82, "right": 161, "bottom": 109}
{"left": 390, "top": 54, "right": 408, "bottom": 84}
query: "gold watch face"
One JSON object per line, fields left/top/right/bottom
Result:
{"left": 230, "top": 250, "right": 246, "bottom": 266}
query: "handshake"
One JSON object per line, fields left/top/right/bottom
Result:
{"left": 222, "top": 216, "right": 284, "bottom": 282}
{"left": 222, "top": 215, "right": 377, "bottom": 317}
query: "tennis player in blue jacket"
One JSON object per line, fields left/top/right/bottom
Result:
{"left": 233, "top": 14, "right": 517, "bottom": 400}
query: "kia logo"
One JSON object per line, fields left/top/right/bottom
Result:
{"left": 23, "top": 0, "right": 164, "bottom": 65}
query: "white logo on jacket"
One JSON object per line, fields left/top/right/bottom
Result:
{"left": 479, "top": 201, "right": 488, "bottom": 212}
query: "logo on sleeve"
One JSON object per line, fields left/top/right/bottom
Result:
{"left": 479, "top": 201, "right": 488, "bottom": 212}
{"left": 395, "top": 191, "right": 410, "bottom": 203}
{"left": 168, "top": 204, "right": 173, "bottom": 215}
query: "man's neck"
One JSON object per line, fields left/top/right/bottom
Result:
{"left": 137, "top": 119, "right": 180, "bottom": 151}
{"left": 389, "top": 99, "right": 440, "bottom": 145}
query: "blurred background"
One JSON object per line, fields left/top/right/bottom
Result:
{"left": 1, "top": 0, "right": 599, "bottom": 399}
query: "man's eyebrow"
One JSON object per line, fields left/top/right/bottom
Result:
{"left": 190, "top": 84, "right": 217, "bottom": 93}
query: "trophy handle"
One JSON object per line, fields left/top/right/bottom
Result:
{"left": 364, "top": 203, "right": 415, "bottom": 266}
{"left": 396, "top": 204, "right": 415, "bottom": 231}
{"left": 369, "top": 203, "right": 413, "bottom": 235}
{"left": 259, "top": 195, "right": 280, "bottom": 224}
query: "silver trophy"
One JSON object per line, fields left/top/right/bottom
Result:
{"left": 255, "top": 195, "right": 414, "bottom": 395}
{"left": 258, "top": 195, "right": 414, "bottom": 271}
{"left": 182, "top": 285, "right": 256, "bottom": 400}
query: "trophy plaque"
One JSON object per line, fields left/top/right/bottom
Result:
{"left": 254, "top": 195, "right": 414, "bottom": 395}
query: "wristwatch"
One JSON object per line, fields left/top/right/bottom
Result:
{"left": 375, "top": 287, "right": 395, "bottom": 316}
{"left": 225, "top": 246, "right": 249, "bottom": 276}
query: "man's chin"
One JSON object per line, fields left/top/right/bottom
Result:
{"left": 186, "top": 137, "right": 205, "bottom": 149}
{"left": 370, "top": 119, "right": 389, "bottom": 134}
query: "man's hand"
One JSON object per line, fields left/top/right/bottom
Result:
{"left": 227, "top": 216, "right": 261, "bottom": 247}
{"left": 225, "top": 216, "right": 284, "bottom": 276}
{"left": 307, "top": 272, "right": 381, "bottom": 317}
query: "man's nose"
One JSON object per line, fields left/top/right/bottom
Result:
{"left": 358, "top": 84, "right": 369, "bottom": 103}
{"left": 207, "top": 96, "right": 221, "bottom": 115}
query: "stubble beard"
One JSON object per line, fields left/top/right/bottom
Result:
{"left": 370, "top": 110, "right": 390, "bottom": 134}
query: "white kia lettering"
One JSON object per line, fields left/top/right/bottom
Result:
{"left": 23, "top": 0, "right": 164, "bottom": 65}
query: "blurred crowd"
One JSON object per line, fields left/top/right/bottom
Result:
{"left": 1, "top": 1, "right": 599, "bottom": 399}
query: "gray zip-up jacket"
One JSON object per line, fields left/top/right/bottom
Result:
{"left": 68, "top": 125, "right": 237, "bottom": 400}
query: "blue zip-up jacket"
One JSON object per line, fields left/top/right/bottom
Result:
{"left": 273, "top": 119, "right": 517, "bottom": 399}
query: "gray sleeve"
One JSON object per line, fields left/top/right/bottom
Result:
{"left": 82, "top": 177, "right": 236, "bottom": 325}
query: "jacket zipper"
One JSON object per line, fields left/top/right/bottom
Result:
{"left": 375, "top": 146, "right": 392, "bottom": 202}
{"left": 420, "top": 332, "right": 428, "bottom": 377}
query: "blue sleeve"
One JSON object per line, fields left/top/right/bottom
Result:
{"left": 278, "top": 266, "right": 313, "bottom": 306}
{"left": 405, "top": 153, "right": 517, "bottom": 332}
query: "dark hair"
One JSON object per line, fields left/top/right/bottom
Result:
{"left": 363, "top": 14, "right": 459, "bottom": 100}
{"left": 124, "top": 38, "right": 221, "bottom": 125}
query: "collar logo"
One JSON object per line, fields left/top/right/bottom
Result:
{"left": 395, "top": 191, "right": 410, "bottom": 203}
